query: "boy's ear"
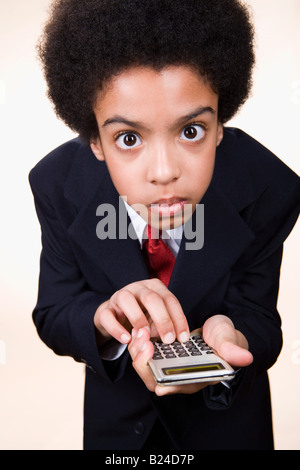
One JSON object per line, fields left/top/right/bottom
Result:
{"left": 90, "top": 138, "right": 105, "bottom": 161}
{"left": 216, "top": 123, "right": 224, "bottom": 146}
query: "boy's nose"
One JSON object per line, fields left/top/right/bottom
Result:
{"left": 147, "top": 144, "right": 181, "bottom": 185}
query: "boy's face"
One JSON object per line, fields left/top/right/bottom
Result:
{"left": 91, "top": 66, "right": 223, "bottom": 230}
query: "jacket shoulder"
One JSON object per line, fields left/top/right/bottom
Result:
{"left": 223, "top": 128, "right": 299, "bottom": 184}
{"left": 216, "top": 128, "right": 299, "bottom": 206}
{"left": 29, "top": 138, "right": 85, "bottom": 192}
{"left": 28, "top": 136, "right": 104, "bottom": 205}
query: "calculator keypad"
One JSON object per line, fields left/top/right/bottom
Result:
{"left": 152, "top": 335, "right": 214, "bottom": 360}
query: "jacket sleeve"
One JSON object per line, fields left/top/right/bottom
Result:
{"left": 29, "top": 168, "right": 127, "bottom": 381}
{"left": 204, "top": 170, "right": 300, "bottom": 409}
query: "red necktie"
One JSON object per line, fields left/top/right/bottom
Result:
{"left": 143, "top": 225, "right": 175, "bottom": 286}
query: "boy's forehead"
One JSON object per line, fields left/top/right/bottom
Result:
{"left": 94, "top": 65, "right": 218, "bottom": 121}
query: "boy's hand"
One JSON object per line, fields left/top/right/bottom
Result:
{"left": 94, "top": 279, "right": 190, "bottom": 348}
{"left": 128, "top": 315, "right": 253, "bottom": 396}
{"left": 128, "top": 326, "right": 214, "bottom": 395}
{"left": 202, "top": 315, "right": 253, "bottom": 368}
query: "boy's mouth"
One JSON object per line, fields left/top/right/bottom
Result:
{"left": 149, "top": 198, "right": 188, "bottom": 216}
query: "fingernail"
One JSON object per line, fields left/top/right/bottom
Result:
{"left": 179, "top": 331, "right": 190, "bottom": 343}
{"left": 140, "top": 342, "right": 147, "bottom": 352}
{"left": 121, "top": 333, "right": 131, "bottom": 343}
{"left": 131, "top": 328, "right": 137, "bottom": 339}
{"left": 163, "top": 332, "right": 175, "bottom": 344}
{"left": 137, "top": 328, "right": 144, "bottom": 338}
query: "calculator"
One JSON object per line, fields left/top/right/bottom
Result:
{"left": 148, "top": 332, "right": 235, "bottom": 386}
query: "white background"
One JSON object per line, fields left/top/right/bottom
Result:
{"left": 0, "top": 0, "right": 299, "bottom": 450}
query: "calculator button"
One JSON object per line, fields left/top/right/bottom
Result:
{"left": 174, "top": 347, "right": 185, "bottom": 353}
{"left": 151, "top": 335, "right": 212, "bottom": 361}
{"left": 192, "top": 336, "right": 204, "bottom": 342}
{"left": 153, "top": 352, "right": 163, "bottom": 358}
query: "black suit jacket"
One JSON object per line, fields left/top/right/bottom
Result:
{"left": 29, "top": 128, "right": 299, "bottom": 450}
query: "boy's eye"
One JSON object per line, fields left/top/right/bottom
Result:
{"left": 180, "top": 124, "right": 205, "bottom": 142}
{"left": 116, "top": 132, "right": 142, "bottom": 149}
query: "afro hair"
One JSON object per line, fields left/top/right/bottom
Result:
{"left": 38, "top": 0, "right": 255, "bottom": 141}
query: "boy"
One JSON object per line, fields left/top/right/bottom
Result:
{"left": 29, "top": 0, "right": 299, "bottom": 450}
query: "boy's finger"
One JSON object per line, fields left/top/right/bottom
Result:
{"left": 129, "top": 329, "right": 156, "bottom": 392}
{"left": 132, "top": 280, "right": 189, "bottom": 343}
{"left": 137, "top": 287, "right": 177, "bottom": 343}
{"left": 128, "top": 326, "right": 151, "bottom": 358}
{"left": 218, "top": 341, "right": 253, "bottom": 368}
{"left": 110, "top": 288, "right": 151, "bottom": 331}
{"left": 161, "top": 293, "right": 190, "bottom": 342}
{"left": 94, "top": 306, "right": 132, "bottom": 344}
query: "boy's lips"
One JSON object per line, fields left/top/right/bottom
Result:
{"left": 152, "top": 197, "right": 184, "bottom": 206}
{"left": 149, "top": 198, "right": 188, "bottom": 216}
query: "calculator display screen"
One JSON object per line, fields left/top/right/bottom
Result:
{"left": 162, "top": 363, "right": 224, "bottom": 375}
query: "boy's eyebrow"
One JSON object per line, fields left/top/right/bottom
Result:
{"left": 178, "top": 106, "right": 216, "bottom": 124}
{"left": 102, "top": 106, "right": 216, "bottom": 129}
{"left": 102, "top": 116, "right": 145, "bottom": 129}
